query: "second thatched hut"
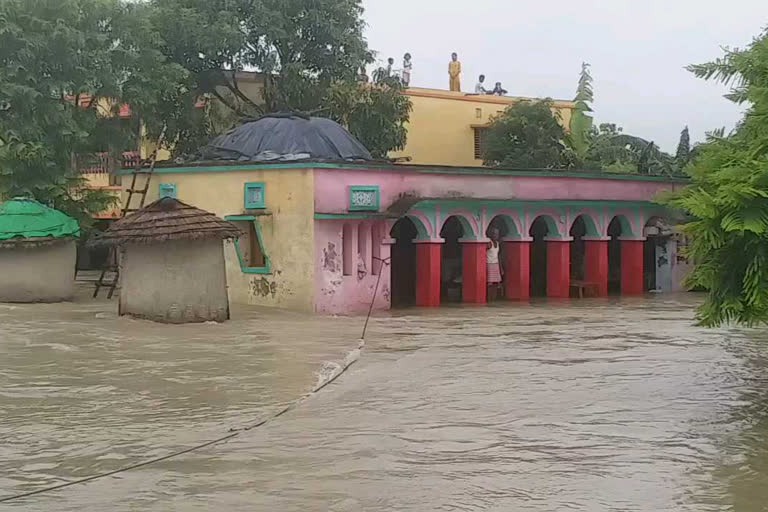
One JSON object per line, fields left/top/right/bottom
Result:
{"left": 94, "top": 197, "right": 240, "bottom": 323}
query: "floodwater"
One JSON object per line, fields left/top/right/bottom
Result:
{"left": 2, "top": 288, "right": 768, "bottom": 511}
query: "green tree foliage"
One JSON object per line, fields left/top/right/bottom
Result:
{"left": 0, "top": 0, "right": 192, "bottom": 228}
{"left": 669, "top": 29, "right": 768, "bottom": 326}
{"left": 568, "top": 62, "right": 594, "bottom": 160}
{"left": 675, "top": 125, "right": 691, "bottom": 173}
{"left": 147, "top": 0, "right": 409, "bottom": 157}
{"left": 323, "top": 77, "right": 412, "bottom": 159}
{"left": 483, "top": 100, "right": 566, "bottom": 169}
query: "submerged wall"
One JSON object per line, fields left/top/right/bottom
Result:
{"left": 0, "top": 241, "right": 76, "bottom": 303}
{"left": 119, "top": 239, "right": 229, "bottom": 323}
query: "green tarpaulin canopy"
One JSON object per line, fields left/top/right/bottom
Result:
{"left": 0, "top": 198, "right": 80, "bottom": 241}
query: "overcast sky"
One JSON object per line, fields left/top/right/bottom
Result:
{"left": 361, "top": 0, "right": 766, "bottom": 152}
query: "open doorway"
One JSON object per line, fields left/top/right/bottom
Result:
{"left": 390, "top": 217, "right": 417, "bottom": 307}
{"left": 440, "top": 216, "right": 464, "bottom": 302}
{"left": 529, "top": 217, "right": 550, "bottom": 297}
{"left": 607, "top": 217, "right": 623, "bottom": 294}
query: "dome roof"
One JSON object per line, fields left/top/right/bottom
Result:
{"left": 0, "top": 198, "right": 80, "bottom": 244}
{"left": 200, "top": 113, "right": 373, "bottom": 162}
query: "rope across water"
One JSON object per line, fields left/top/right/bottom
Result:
{"left": 0, "top": 258, "right": 390, "bottom": 504}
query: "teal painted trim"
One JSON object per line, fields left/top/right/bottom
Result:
{"left": 158, "top": 183, "right": 177, "bottom": 199}
{"left": 314, "top": 212, "right": 385, "bottom": 220}
{"left": 244, "top": 181, "right": 265, "bottom": 209}
{"left": 417, "top": 198, "right": 662, "bottom": 210}
{"left": 117, "top": 161, "right": 687, "bottom": 183}
{"left": 348, "top": 185, "right": 380, "bottom": 211}
{"left": 225, "top": 216, "right": 271, "bottom": 274}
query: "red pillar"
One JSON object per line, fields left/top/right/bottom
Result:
{"left": 415, "top": 242, "right": 441, "bottom": 307}
{"left": 584, "top": 238, "right": 608, "bottom": 297}
{"left": 462, "top": 240, "right": 487, "bottom": 304}
{"left": 546, "top": 239, "right": 570, "bottom": 298}
{"left": 503, "top": 239, "right": 531, "bottom": 300}
{"left": 621, "top": 239, "right": 644, "bottom": 295}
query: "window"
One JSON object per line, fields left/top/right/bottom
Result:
{"left": 371, "top": 223, "right": 382, "bottom": 275}
{"left": 342, "top": 223, "right": 353, "bottom": 276}
{"left": 473, "top": 127, "right": 489, "bottom": 160}
{"left": 225, "top": 216, "right": 270, "bottom": 274}
{"left": 358, "top": 223, "right": 369, "bottom": 275}
{"left": 349, "top": 185, "right": 380, "bottom": 211}
{"left": 158, "top": 183, "right": 177, "bottom": 199}
{"left": 244, "top": 182, "right": 265, "bottom": 209}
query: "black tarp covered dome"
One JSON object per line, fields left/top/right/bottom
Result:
{"left": 199, "top": 113, "right": 373, "bottom": 162}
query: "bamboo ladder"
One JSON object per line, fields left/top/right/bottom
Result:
{"left": 93, "top": 129, "right": 167, "bottom": 298}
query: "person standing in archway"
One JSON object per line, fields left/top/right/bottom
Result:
{"left": 448, "top": 52, "right": 461, "bottom": 91}
{"left": 487, "top": 228, "right": 503, "bottom": 301}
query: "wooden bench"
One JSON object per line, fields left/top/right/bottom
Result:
{"left": 570, "top": 280, "right": 599, "bottom": 298}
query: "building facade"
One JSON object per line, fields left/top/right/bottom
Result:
{"left": 118, "top": 162, "right": 690, "bottom": 314}
{"left": 390, "top": 88, "right": 575, "bottom": 166}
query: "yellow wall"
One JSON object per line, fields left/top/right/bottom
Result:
{"left": 122, "top": 168, "right": 315, "bottom": 311}
{"left": 391, "top": 88, "right": 575, "bottom": 167}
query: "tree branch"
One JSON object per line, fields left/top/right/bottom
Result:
{"left": 225, "top": 67, "right": 264, "bottom": 115}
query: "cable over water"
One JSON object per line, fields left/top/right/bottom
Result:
{"left": 0, "top": 260, "right": 389, "bottom": 504}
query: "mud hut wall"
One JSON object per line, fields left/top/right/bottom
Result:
{"left": 120, "top": 239, "right": 228, "bottom": 322}
{"left": 0, "top": 241, "right": 76, "bottom": 302}
{"left": 120, "top": 168, "right": 315, "bottom": 311}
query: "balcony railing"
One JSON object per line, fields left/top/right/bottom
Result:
{"left": 74, "top": 151, "right": 140, "bottom": 186}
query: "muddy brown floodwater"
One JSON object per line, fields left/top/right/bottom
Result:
{"left": 2, "top": 287, "right": 768, "bottom": 511}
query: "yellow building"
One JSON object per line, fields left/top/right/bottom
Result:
{"left": 390, "top": 87, "right": 576, "bottom": 167}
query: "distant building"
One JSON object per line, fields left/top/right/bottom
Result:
{"left": 390, "top": 87, "right": 576, "bottom": 167}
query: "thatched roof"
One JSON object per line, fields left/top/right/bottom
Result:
{"left": 92, "top": 197, "right": 241, "bottom": 246}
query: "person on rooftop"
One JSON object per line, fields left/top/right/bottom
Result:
{"left": 475, "top": 74, "right": 488, "bottom": 94}
{"left": 386, "top": 57, "right": 395, "bottom": 77}
{"left": 491, "top": 82, "right": 508, "bottom": 96}
{"left": 448, "top": 52, "right": 461, "bottom": 92}
{"left": 402, "top": 53, "right": 412, "bottom": 86}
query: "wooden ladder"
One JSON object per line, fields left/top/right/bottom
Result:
{"left": 94, "top": 130, "right": 166, "bottom": 299}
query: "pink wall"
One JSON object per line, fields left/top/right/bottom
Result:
{"left": 313, "top": 167, "right": 684, "bottom": 214}
{"left": 314, "top": 219, "right": 391, "bottom": 314}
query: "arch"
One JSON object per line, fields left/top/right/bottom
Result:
{"left": 390, "top": 214, "right": 430, "bottom": 240}
{"left": 528, "top": 214, "right": 560, "bottom": 238}
{"left": 487, "top": 212, "right": 522, "bottom": 239}
{"left": 607, "top": 214, "right": 633, "bottom": 238}
{"left": 439, "top": 209, "right": 479, "bottom": 239}
{"left": 568, "top": 212, "right": 601, "bottom": 238}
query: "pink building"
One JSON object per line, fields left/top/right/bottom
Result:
{"left": 124, "top": 160, "right": 691, "bottom": 315}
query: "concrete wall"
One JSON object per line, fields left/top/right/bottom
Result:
{"left": 390, "top": 88, "right": 574, "bottom": 167}
{"left": 314, "top": 219, "right": 391, "bottom": 314}
{"left": 120, "top": 239, "right": 229, "bottom": 323}
{"left": 0, "top": 241, "right": 76, "bottom": 302}
{"left": 122, "top": 167, "right": 315, "bottom": 311}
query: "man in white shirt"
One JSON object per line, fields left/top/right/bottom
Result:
{"left": 475, "top": 74, "right": 488, "bottom": 94}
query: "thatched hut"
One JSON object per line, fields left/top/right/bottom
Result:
{"left": 0, "top": 198, "right": 80, "bottom": 302}
{"left": 94, "top": 197, "right": 240, "bottom": 323}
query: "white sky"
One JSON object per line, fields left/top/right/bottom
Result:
{"left": 361, "top": 0, "right": 766, "bottom": 151}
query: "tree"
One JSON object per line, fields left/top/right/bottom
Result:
{"left": 0, "top": 0, "right": 192, "bottom": 228}
{"left": 668, "top": 29, "right": 768, "bottom": 326}
{"left": 148, "top": 0, "right": 408, "bottom": 158}
{"left": 323, "top": 77, "right": 412, "bottom": 159}
{"left": 675, "top": 125, "right": 691, "bottom": 170}
{"left": 483, "top": 100, "right": 566, "bottom": 169}
{"left": 568, "top": 62, "right": 594, "bottom": 161}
